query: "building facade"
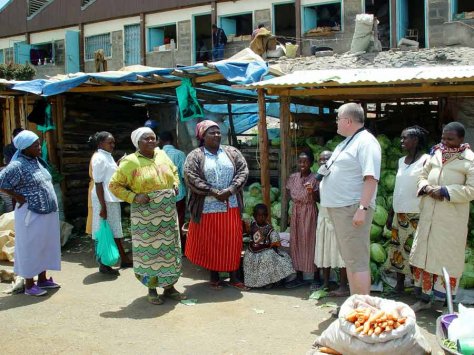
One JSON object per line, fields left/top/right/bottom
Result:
{"left": 0, "top": 0, "right": 473, "bottom": 78}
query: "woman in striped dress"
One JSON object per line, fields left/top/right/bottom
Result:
{"left": 285, "top": 151, "right": 319, "bottom": 288}
{"left": 109, "top": 127, "right": 186, "bottom": 305}
{"left": 184, "top": 120, "right": 249, "bottom": 291}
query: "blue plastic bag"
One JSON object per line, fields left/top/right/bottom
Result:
{"left": 94, "top": 220, "right": 119, "bottom": 266}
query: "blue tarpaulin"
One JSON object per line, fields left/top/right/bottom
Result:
{"left": 5, "top": 61, "right": 269, "bottom": 97}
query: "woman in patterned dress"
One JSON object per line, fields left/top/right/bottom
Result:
{"left": 184, "top": 120, "right": 249, "bottom": 291}
{"left": 382, "top": 126, "right": 429, "bottom": 294}
{"left": 109, "top": 127, "right": 186, "bottom": 305}
{"left": 90, "top": 131, "right": 132, "bottom": 275}
{"left": 285, "top": 151, "right": 319, "bottom": 288}
{"left": 243, "top": 204, "right": 295, "bottom": 288}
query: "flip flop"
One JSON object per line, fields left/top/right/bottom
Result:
{"left": 228, "top": 281, "right": 250, "bottom": 291}
{"left": 147, "top": 295, "right": 164, "bottom": 305}
{"left": 209, "top": 281, "right": 224, "bottom": 290}
{"left": 163, "top": 290, "right": 187, "bottom": 301}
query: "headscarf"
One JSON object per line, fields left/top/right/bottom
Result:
{"left": 195, "top": 120, "right": 219, "bottom": 141}
{"left": 131, "top": 127, "right": 154, "bottom": 149}
{"left": 431, "top": 143, "right": 471, "bottom": 164}
{"left": 12, "top": 130, "right": 39, "bottom": 162}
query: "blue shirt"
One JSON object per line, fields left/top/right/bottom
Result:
{"left": 0, "top": 154, "right": 57, "bottom": 214}
{"left": 203, "top": 147, "right": 238, "bottom": 213}
{"left": 162, "top": 144, "right": 187, "bottom": 202}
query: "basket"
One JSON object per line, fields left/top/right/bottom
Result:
{"left": 285, "top": 43, "right": 299, "bottom": 58}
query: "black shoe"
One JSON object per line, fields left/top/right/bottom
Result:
{"left": 99, "top": 265, "right": 120, "bottom": 275}
{"left": 284, "top": 279, "right": 310, "bottom": 289}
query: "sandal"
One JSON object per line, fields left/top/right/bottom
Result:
{"left": 228, "top": 281, "right": 250, "bottom": 291}
{"left": 209, "top": 281, "right": 224, "bottom": 290}
{"left": 147, "top": 295, "right": 164, "bottom": 305}
{"left": 163, "top": 289, "right": 187, "bottom": 301}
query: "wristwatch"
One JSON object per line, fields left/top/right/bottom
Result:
{"left": 358, "top": 204, "right": 368, "bottom": 211}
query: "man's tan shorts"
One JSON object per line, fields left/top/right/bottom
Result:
{"left": 326, "top": 204, "right": 374, "bottom": 273}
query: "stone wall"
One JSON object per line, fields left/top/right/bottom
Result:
{"left": 34, "top": 64, "right": 66, "bottom": 79}
{"left": 427, "top": 0, "right": 450, "bottom": 47}
{"left": 302, "top": 0, "right": 362, "bottom": 55}
{"left": 254, "top": 9, "right": 272, "bottom": 30}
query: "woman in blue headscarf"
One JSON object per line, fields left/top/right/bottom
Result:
{"left": 0, "top": 130, "right": 61, "bottom": 297}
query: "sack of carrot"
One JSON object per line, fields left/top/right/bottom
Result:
{"left": 311, "top": 295, "right": 431, "bottom": 355}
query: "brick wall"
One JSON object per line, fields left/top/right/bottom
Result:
{"left": 427, "top": 0, "right": 450, "bottom": 47}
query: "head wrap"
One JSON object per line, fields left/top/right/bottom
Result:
{"left": 195, "top": 120, "right": 219, "bottom": 141}
{"left": 131, "top": 127, "right": 154, "bottom": 149}
{"left": 12, "top": 130, "right": 39, "bottom": 162}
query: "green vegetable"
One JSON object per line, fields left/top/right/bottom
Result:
{"left": 370, "top": 261, "right": 380, "bottom": 283}
{"left": 376, "top": 196, "right": 387, "bottom": 210}
{"left": 370, "top": 243, "right": 387, "bottom": 264}
{"left": 309, "top": 289, "right": 328, "bottom": 300}
{"left": 377, "top": 135, "right": 391, "bottom": 151}
{"left": 248, "top": 182, "right": 262, "bottom": 197}
{"left": 383, "top": 226, "right": 392, "bottom": 239}
{"left": 271, "top": 138, "right": 281, "bottom": 147}
{"left": 270, "top": 187, "right": 280, "bottom": 203}
{"left": 373, "top": 205, "right": 389, "bottom": 227}
{"left": 381, "top": 171, "right": 396, "bottom": 192}
{"left": 370, "top": 224, "right": 383, "bottom": 242}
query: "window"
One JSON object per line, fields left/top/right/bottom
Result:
{"left": 4, "top": 48, "right": 13, "bottom": 64}
{"left": 274, "top": 3, "right": 296, "bottom": 41}
{"left": 29, "top": 42, "right": 53, "bottom": 65}
{"left": 148, "top": 24, "right": 177, "bottom": 52}
{"left": 85, "top": 33, "right": 111, "bottom": 60}
{"left": 220, "top": 13, "right": 253, "bottom": 37}
{"left": 0, "top": 49, "right": 4, "bottom": 64}
{"left": 303, "top": 2, "right": 342, "bottom": 34}
{"left": 452, "top": 0, "right": 474, "bottom": 20}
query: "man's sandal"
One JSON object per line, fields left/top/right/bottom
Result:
{"left": 228, "top": 281, "right": 250, "bottom": 291}
{"left": 163, "top": 289, "right": 187, "bottom": 301}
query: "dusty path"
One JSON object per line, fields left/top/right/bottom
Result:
{"left": 0, "top": 236, "right": 441, "bottom": 354}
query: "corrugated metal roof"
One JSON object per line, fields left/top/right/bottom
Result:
{"left": 244, "top": 65, "right": 474, "bottom": 89}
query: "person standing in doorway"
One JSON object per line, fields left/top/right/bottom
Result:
{"left": 212, "top": 24, "right": 227, "bottom": 61}
{"left": 159, "top": 131, "right": 188, "bottom": 255}
{"left": 319, "top": 103, "right": 381, "bottom": 296}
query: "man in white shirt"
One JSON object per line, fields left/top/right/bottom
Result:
{"left": 320, "top": 103, "right": 381, "bottom": 295}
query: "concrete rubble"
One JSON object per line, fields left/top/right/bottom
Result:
{"left": 273, "top": 47, "right": 474, "bottom": 73}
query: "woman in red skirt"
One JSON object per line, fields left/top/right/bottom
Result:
{"left": 184, "top": 120, "right": 249, "bottom": 290}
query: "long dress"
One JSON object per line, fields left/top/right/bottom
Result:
{"left": 109, "top": 148, "right": 182, "bottom": 288}
{"left": 314, "top": 206, "right": 345, "bottom": 268}
{"left": 243, "top": 220, "right": 295, "bottom": 287}
{"left": 286, "top": 172, "right": 318, "bottom": 273}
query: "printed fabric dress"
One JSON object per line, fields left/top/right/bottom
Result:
{"left": 286, "top": 172, "right": 318, "bottom": 273}
{"left": 109, "top": 149, "right": 182, "bottom": 288}
{"left": 243, "top": 220, "right": 295, "bottom": 288}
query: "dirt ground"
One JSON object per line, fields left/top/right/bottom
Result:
{"left": 0, "top": 236, "right": 443, "bottom": 355}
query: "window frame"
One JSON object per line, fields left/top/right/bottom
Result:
{"left": 147, "top": 23, "right": 178, "bottom": 53}
{"left": 218, "top": 11, "right": 254, "bottom": 37}
{"left": 302, "top": 0, "right": 344, "bottom": 35}
{"left": 84, "top": 33, "right": 112, "bottom": 61}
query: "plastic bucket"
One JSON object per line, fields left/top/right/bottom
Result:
{"left": 441, "top": 314, "right": 458, "bottom": 332}
{"left": 285, "top": 43, "right": 299, "bottom": 58}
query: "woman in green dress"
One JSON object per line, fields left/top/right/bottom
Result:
{"left": 109, "top": 127, "right": 186, "bottom": 305}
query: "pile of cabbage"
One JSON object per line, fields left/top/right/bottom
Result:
{"left": 242, "top": 182, "right": 291, "bottom": 232}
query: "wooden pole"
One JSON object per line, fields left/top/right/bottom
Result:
{"left": 227, "top": 101, "right": 238, "bottom": 146}
{"left": 279, "top": 96, "right": 291, "bottom": 231}
{"left": 257, "top": 89, "right": 271, "bottom": 210}
{"left": 295, "top": 0, "right": 302, "bottom": 55}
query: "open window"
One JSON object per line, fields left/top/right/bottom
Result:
{"left": 29, "top": 42, "right": 54, "bottom": 65}
{"left": 396, "top": 0, "right": 426, "bottom": 48}
{"left": 84, "top": 33, "right": 111, "bottom": 61}
{"left": 303, "top": 2, "right": 342, "bottom": 35}
{"left": 220, "top": 13, "right": 253, "bottom": 37}
{"left": 0, "top": 49, "right": 4, "bottom": 64}
{"left": 365, "top": 0, "right": 390, "bottom": 49}
{"left": 452, "top": 0, "right": 474, "bottom": 20}
{"left": 274, "top": 3, "right": 296, "bottom": 42}
{"left": 148, "top": 24, "right": 177, "bottom": 52}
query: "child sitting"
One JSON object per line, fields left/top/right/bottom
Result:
{"left": 243, "top": 204, "right": 295, "bottom": 288}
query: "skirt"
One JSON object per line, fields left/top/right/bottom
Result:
{"left": 314, "top": 207, "right": 345, "bottom": 268}
{"left": 186, "top": 207, "right": 242, "bottom": 271}
{"left": 131, "top": 189, "right": 182, "bottom": 289}
{"left": 14, "top": 204, "right": 61, "bottom": 278}
{"left": 91, "top": 195, "right": 123, "bottom": 239}
{"left": 383, "top": 212, "right": 418, "bottom": 275}
{"left": 243, "top": 248, "right": 295, "bottom": 288}
{"left": 290, "top": 202, "right": 317, "bottom": 273}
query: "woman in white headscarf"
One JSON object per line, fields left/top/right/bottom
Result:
{"left": 109, "top": 127, "right": 186, "bottom": 305}
{"left": 0, "top": 130, "right": 61, "bottom": 297}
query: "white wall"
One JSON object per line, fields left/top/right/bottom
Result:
{"left": 216, "top": 0, "right": 273, "bottom": 15}
{"left": 84, "top": 16, "right": 141, "bottom": 37}
{"left": 301, "top": 0, "right": 343, "bottom": 6}
{"left": 30, "top": 26, "right": 79, "bottom": 44}
{"left": 146, "top": 5, "right": 211, "bottom": 26}
{"left": 0, "top": 35, "right": 26, "bottom": 49}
